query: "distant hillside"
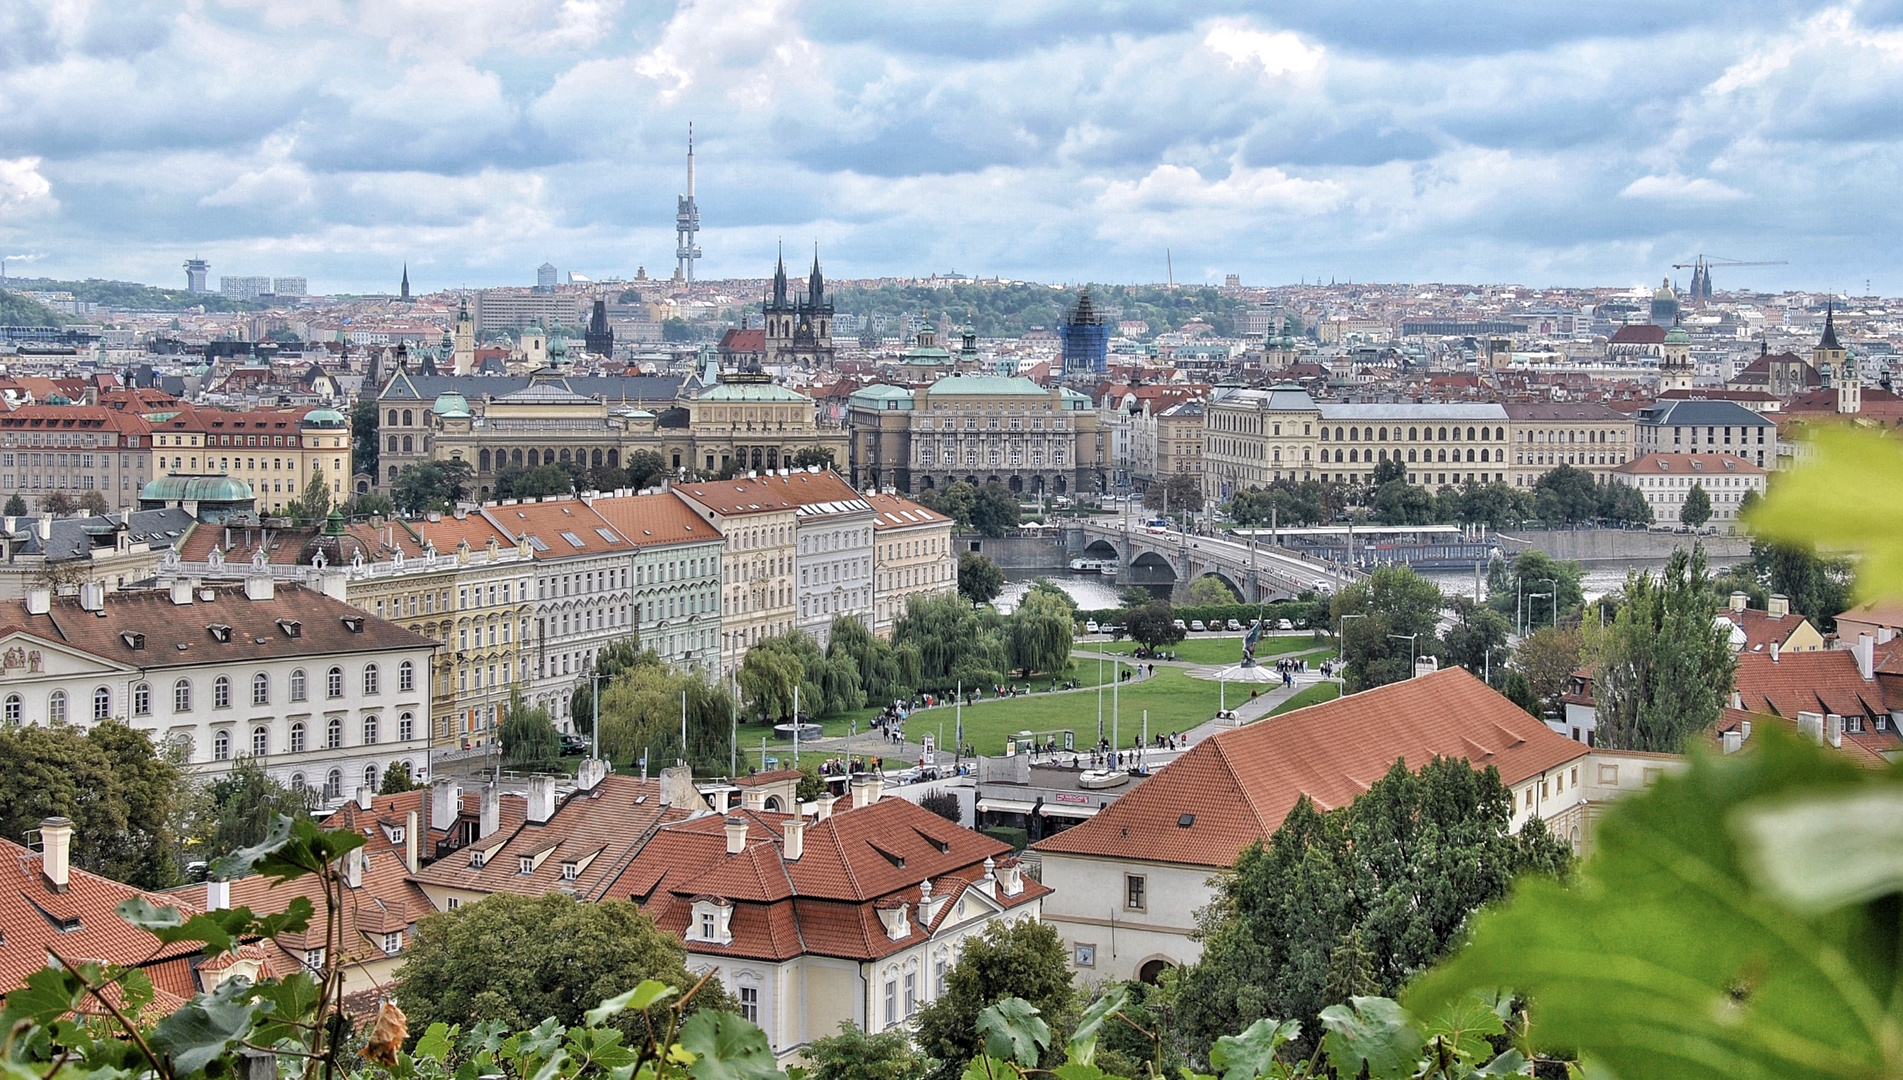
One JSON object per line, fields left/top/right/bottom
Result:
{"left": 6, "top": 277, "right": 265, "bottom": 313}
{"left": 0, "top": 289, "right": 63, "bottom": 327}
{"left": 829, "top": 282, "right": 1254, "bottom": 341}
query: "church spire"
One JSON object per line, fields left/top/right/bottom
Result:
{"left": 772, "top": 242, "right": 788, "bottom": 306}
{"left": 1820, "top": 300, "right": 1841, "bottom": 351}
{"left": 808, "top": 244, "right": 824, "bottom": 306}
{"left": 400, "top": 263, "right": 410, "bottom": 302}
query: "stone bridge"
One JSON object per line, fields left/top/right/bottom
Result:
{"left": 1076, "top": 520, "right": 1360, "bottom": 602}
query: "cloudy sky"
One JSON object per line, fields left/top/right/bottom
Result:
{"left": 3, "top": 0, "right": 1901, "bottom": 294}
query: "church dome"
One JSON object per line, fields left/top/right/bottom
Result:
{"left": 431, "top": 392, "right": 471, "bottom": 418}
{"left": 301, "top": 407, "right": 348, "bottom": 429}
{"left": 1663, "top": 325, "right": 1690, "bottom": 345}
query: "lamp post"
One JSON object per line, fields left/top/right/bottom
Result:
{"left": 1536, "top": 577, "right": 1558, "bottom": 630}
{"left": 1388, "top": 633, "right": 1418, "bottom": 679}
{"left": 1530, "top": 592, "right": 1554, "bottom": 634}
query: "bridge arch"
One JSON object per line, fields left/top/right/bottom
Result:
{"left": 1195, "top": 569, "right": 1244, "bottom": 601}
{"left": 1128, "top": 551, "right": 1177, "bottom": 584}
{"left": 1082, "top": 539, "right": 1120, "bottom": 561}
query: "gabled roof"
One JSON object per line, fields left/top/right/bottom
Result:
{"left": 1733, "top": 649, "right": 1887, "bottom": 720}
{"left": 1716, "top": 607, "right": 1816, "bottom": 653}
{"left": 1033, "top": 667, "right": 1588, "bottom": 869}
{"left": 672, "top": 478, "right": 799, "bottom": 518}
{"left": 1608, "top": 324, "right": 1668, "bottom": 345}
{"left": 589, "top": 492, "right": 723, "bottom": 549}
{"left": 1636, "top": 399, "right": 1776, "bottom": 427}
{"left": 478, "top": 499, "right": 631, "bottom": 558}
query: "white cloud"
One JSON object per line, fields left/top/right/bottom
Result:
{"left": 1619, "top": 173, "right": 1747, "bottom": 202}
{"left": 1202, "top": 19, "right": 1322, "bottom": 78}
{"left": 0, "top": 157, "right": 55, "bottom": 214}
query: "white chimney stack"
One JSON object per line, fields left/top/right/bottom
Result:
{"left": 526, "top": 775, "right": 558, "bottom": 825}
{"left": 725, "top": 816, "right": 748, "bottom": 855}
{"left": 814, "top": 794, "right": 838, "bottom": 821}
{"left": 342, "top": 847, "right": 364, "bottom": 889}
{"left": 1856, "top": 634, "right": 1875, "bottom": 681}
{"left": 1768, "top": 594, "right": 1790, "bottom": 619}
{"left": 431, "top": 779, "right": 461, "bottom": 835}
{"left": 576, "top": 757, "right": 607, "bottom": 792}
{"left": 405, "top": 810, "right": 420, "bottom": 874}
{"left": 170, "top": 579, "right": 194, "bottom": 606}
{"left": 39, "top": 816, "right": 72, "bottom": 892}
{"left": 356, "top": 785, "right": 373, "bottom": 811}
{"left": 782, "top": 816, "right": 806, "bottom": 861}
{"left": 1770, "top": 640, "right": 1781, "bottom": 664}
{"left": 1729, "top": 591, "right": 1748, "bottom": 614}
{"left": 1796, "top": 711, "right": 1823, "bottom": 744}
{"left": 1826, "top": 713, "right": 1844, "bottom": 749}
{"left": 78, "top": 582, "right": 105, "bottom": 612}
{"left": 245, "top": 576, "right": 274, "bottom": 601}
{"left": 206, "top": 880, "right": 230, "bottom": 910}
{"left": 1721, "top": 730, "right": 1743, "bottom": 754}
{"left": 479, "top": 782, "right": 499, "bottom": 839}
{"left": 25, "top": 587, "right": 50, "bottom": 616}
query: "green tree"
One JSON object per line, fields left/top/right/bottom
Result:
{"left": 924, "top": 481, "right": 978, "bottom": 529}
{"left": 570, "top": 634, "right": 647, "bottom": 735}
{"left": 1512, "top": 625, "right": 1583, "bottom": 715}
{"left": 77, "top": 490, "right": 108, "bottom": 515}
{"left": 828, "top": 616, "right": 921, "bottom": 705}
{"left": 495, "top": 463, "right": 574, "bottom": 500}
{"left": 626, "top": 448, "right": 669, "bottom": 489}
{"left": 1332, "top": 566, "right": 1444, "bottom": 692}
{"left": 1531, "top": 464, "right": 1605, "bottom": 524}
{"left": 1719, "top": 537, "right": 1852, "bottom": 632}
{"left": 1680, "top": 481, "right": 1712, "bottom": 528}
{"left": 806, "top": 1023, "right": 932, "bottom": 1080}
{"left": 499, "top": 689, "right": 560, "bottom": 767}
{"left": 1598, "top": 481, "right": 1653, "bottom": 524}
{"left": 1371, "top": 456, "right": 1407, "bottom": 487}
{"left": 892, "top": 593, "right": 1008, "bottom": 690}
{"left": 41, "top": 490, "right": 77, "bottom": 516}
{"left": 1485, "top": 549, "right": 1586, "bottom": 631}
{"left": 1006, "top": 588, "right": 1074, "bottom": 678}
{"left": 913, "top": 919, "right": 1077, "bottom": 1080}
{"left": 1458, "top": 481, "right": 1530, "bottom": 529}
{"left": 1175, "top": 756, "right": 1570, "bottom": 1059}
{"left": 185, "top": 756, "right": 314, "bottom": 864}
{"left": 1502, "top": 670, "right": 1541, "bottom": 716}
{"left": 791, "top": 446, "right": 837, "bottom": 469}
{"left": 392, "top": 458, "right": 473, "bottom": 513}
{"left": 1187, "top": 575, "right": 1237, "bottom": 607}
{"left": 958, "top": 551, "right": 1004, "bottom": 607}
{"left": 3, "top": 493, "right": 25, "bottom": 515}
{"left": 301, "top": 465, "right": 333, "bottom": 524}
{"left": 350, "top": 397, "right": 379, "bottom": 479}
{"left": 1370, "top": 480, "right": 1436, "bottom": 525}
{"left": 0, "top": 722, "right": 184, "bottom": 889}
{"left": 596, "top": 655, "right": 737, "bottom": 771}
{"left": 1592, "top": 545, "right": 1735, "bottom": 752}
{"left": 1144, "top": 472, "right": 1202, "bottom": 519}
{"left": 1124, "top": 600, "right": 1184, "bottom": 649}
{"left": 738, "top": 642, "right": 803, "bottom": 723}
{"left": 396, "top": 891, "right": 731, "bottom": 1043}
{"left": 1226, "top": 479, "right": 1334, "bottom": 528}
{"left": 971, "top": 483, "right": 1022, "bottom": 536}
{"left": 1438, "top": 596, "right": 1509, "bottom": 681}
{"left": 351, "top": 490, "right": 395, "bottom": 518}
{"left": 378, "top": 760, "right": 422, "bottom": 794}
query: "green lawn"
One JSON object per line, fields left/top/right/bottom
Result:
{"left": 1081, "top": 634, "right": 1334, "bottom": 666}
{"left": 1266, "top": 681, "right": 1343, "bottom": 717}
{"left": 751, "top": 667, "right": 1226, "bottom": 759}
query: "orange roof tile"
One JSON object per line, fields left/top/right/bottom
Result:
{"left": 588, "top": 492, "right": 723, "bottom": 548}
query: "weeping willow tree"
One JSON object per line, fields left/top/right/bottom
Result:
{"left": 1007, "top": 588, "right": 1075, "bottom": 678}
{"left": 596, "top": 654, "right": 736, "bottom": 773}
{"left": 893, "top": 593, "right": 1007, "bottom": 690}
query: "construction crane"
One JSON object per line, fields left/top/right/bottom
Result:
{"left": 1672, "top": 256, "right": 1788, "bottom": 301}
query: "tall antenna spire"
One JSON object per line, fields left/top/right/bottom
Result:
{"left": 674, "top": 121, "right": 702, "bottom": 283}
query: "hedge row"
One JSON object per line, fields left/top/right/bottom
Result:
{"left": 1076, "top": 599, "right": 1328, "bottom": 628}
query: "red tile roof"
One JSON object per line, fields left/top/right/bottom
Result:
{"left": 1716, "top": 607, "right": 1817, "bottom": 653}
{"left": 1733, "top": 649, "right": 1886, "bottom": 720}
{"left": 1033, "top": 667, "right": 1589, "bottom": 869}
{"left": 1712, "top": 708, "right": 1901, "bottom": 769}
{"left": 588, "top": 492, "right": 723, "bottom": 548}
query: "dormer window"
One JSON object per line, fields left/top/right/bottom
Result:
{"left": 341, "top": 616, "right": 365, "bottom": 634}
{"left": 518, "top": 856, "right": 535, "bottom": 875}
{"left": 121, "top": 632, "right": 145, "bottom": 650}
{"left": 689, "top": 897, "right": 734, "bottom": 944}
{"left": 207, "top": 624, "right": 232, "bottom": 643}
{"left": 561, "top": 862, "right": 578, "bottom": 881}
{"left": 700, "top": 912, "right": 715, "bottom": 939}
{"left": 469, "top": 850, "right": 486, "bottom": 868}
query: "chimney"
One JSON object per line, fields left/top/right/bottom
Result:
{"left": 1767, "top": 594, "right": 1790, "bottom": 619}
{"left": 1796, "top": 710, "right": 1823, "bottom": 744}
{"left": 170, "top": 579, "right": 194, "bottom": 606}
{"left": 38, "top": 513, "right": 51, "bottom": 540}
{"left": 479, "top": 782, "right": 499, "bottom": 839}
{"left": 1722, "top": 730, "right": 1743, "bottom": 754}
{"left": 39, "top": 816, "right": 72, "bottom": 892}
{"left": 576, "top": 757, "right": 607, "bottom": 792}
{"left": 356, "top": 785, "right": 373, "bottom": 811}
{"left": 342, "top": 847, "right": 364, "bottom": 888}
{"left": 1770, "top": 641, "right": 1780, "bottom": 664}
{"left": 245, "top": 576, "right": 274, "bottom": 601}
{"left": 1856, "top": 633, "right": 1876, "bottom": 681}
{"left": 78, "top": 582, "right": 105, "bottom": 612}
{"left": 1730, "top": 689, "right": 1743, "bottom": 710}
{"left": 851, "top": 773, "right": 884, "bottom": 810}
{"left": 1729, "top": 591, "right": 1748, "bottom": 614}
{"left": 1882, "top": 627, "right": 1897, "bottom": 646}
{"left": 526, "top": 775, "right": 558, "bottom": 825}
{"left": 25, "top": 587, "right": 50, "bottom": 616}
{"left": 724, "top": 816, "right": 748, "bottom": 855}
{"left": 1826, "top": 714, "right": 1844, "bottom": 749}
{"left": 431, "top": 779, "right": 461, "bottom": 835}
{"left": 405, "top": 810, "right": 420, "bottom": 874}
{"left": 782, "top": 816, "right": 806, "bottom": 861}
{"left": 814, "top": 794, "right": 838, "bottom": 821}
{"left": 997, "top": 856, "right": 1024, "bottom": 897}
{"left": 1741, "top": 720, "right": 1752, "bottom": 741}
{"left": 660, "top": 764, "right": 700, "bottom": 808}
{"left": 205, "top": 880, "right": 230, "bottom": 911}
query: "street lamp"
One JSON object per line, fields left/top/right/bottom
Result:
{"left": 1388, "top": 633, "right": 1418, "bottom": 679}
{"left": 1537, "top": 578, "right": 1558, "bottom": 629}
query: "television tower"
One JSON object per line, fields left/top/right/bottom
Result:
{"left": 674, "top": 123, "right": 702, "bottom": 282}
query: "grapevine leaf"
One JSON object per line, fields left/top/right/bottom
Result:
{"left": 1209, "top": 1017, "right": 1301, "bottom": 1080}
{"left": 977, "top": 998, "right": 1050, "bottom": 1067}
{"left": 587, "top": 980, "right": 677, "bottom": 1025}
{"left": 679, "top": 1009, "right": 782, "bottom": 1080}
{"left": 1068, "top": 986, "right": 1130, "bottom": 1066}
{"left": 1318, "top": 997, "right": 1421, "bottom": 1080}
{"left": 149, "top": 976, "right": 269, "bottom": 1076}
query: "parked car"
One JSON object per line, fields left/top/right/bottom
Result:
{"left": 559, "top": 733, "right": 591, "bottom": 756}
{"left": 1277, "top": 618, "right": 1294, "bottom": 631}
{"left": 1173, "top": 618, "right": 1187, "bottom": 631}
{"left": 1190, "top": 620, "right": 1207, "bottom": 632}
{"left": 1226, "top": 619, "right": 1242, "bottom": 631}
{"left": 1085, "top": 620, "right": 1100, "bottom": 633}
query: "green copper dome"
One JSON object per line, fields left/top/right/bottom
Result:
{"left": 1664, "top": 324, "right": 1690, "bottom": 345}
{"left": 301, "top": 407, "right": 348, "bottom": 428}
{"left": 141, "top": 475, "right": 255, "bottom": 503}
{"left": 431, "top": 391, "right": 471, "bottom": 418}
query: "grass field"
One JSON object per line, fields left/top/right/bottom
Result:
{"left": 749, "top": 666, "right": 1227, "bottom": 761}
{"left": 1266, "top": 681, "right": 1343, "bottom": 717}
{"left": 1081, "top": 634, "right": 1334, "bottom": 666}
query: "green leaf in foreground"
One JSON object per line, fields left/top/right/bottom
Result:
{"left": 976, "top": 998, "right": 1051, "bottom": 1067}
{"left": 679, "top": 1010, "right": 781, "bottom": 1080}
{"left": 1406, "top": 725, "right": 1899, "bottom": 1080}
{"left": 1318, "top": 997, "right": 1420, "bottom": 1080}
{"left": 1209, "top": 1016, "right": 1301, "bottom": 1080}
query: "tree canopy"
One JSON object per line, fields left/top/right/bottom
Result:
{"left": 1485, "top": 549, "right": 1586, "bottom": 632}
{"left": 1680, "top": 482, "right": 1712, "bottom": 528}
{"left": 0, "top": 721, "right": 184, "bottom": 889}
{"left": 499, "top": 689, "right": 561, "bottom": 767}
{"left": 1332, "top": 566, "right": 1445, "bottom": 691}
{"left": 958, "top": 551, "right": 1004, "bottom": 606}
{"left": 912, "top": 919, "right": 1077, "bottom": 1080}
{"left": 1124, "top": 600, "right": 1185, "bottom": 649}
{"left": 1591, "top": 545, "right": 1735, "bottom": 752}
{"left": 1174, "top": 755, "right": 1570, "bottom": 1058}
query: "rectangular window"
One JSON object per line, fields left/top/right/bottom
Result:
{"left": 738, "top": 986, "right": 759, "bottom": 1023}
{"left": 1125, "top": 874, "right": 1146, "bottom": 911}
{"left": 884, "top": 981, "right": 897, "bottom": 1027}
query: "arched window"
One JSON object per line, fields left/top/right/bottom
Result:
{"left": 46, "top": 689, "right": 66, "bottom": 723}
{"left": 290, "top": 773, "right": 306, "bottom": 792}
{"left": 326, "top": 717, "right": 343, "bottom": 749}
{"left": 398, "top": 661, "right": 415, "bottom": 692}
{"left": 363, "top": 664, "right": 380, "bottom": 695}
{"left": 214, "top": 676, "right": 231, "bottom": 709}
{"left": 363, "top": 764, "right": 379, "bottom": 793}
{"left": 326, "top": 667, "right": 344, "bottom": 699}
{"left": 133, "top": 682, "right": 151, "bottom": 716}
{"left": 3, "top": 694, "right": 19, "bottom": 726}
{"left": 363, "top": 716, "right": 379, "bottom": 745}
{"left": 399, "top": 712, "right": 415, "bottom": 742}
{"left": 92, "top": 686, "right": 110, "bottom": 721}
{"left": 253, "top": 673, "right": 270, "bottom": 706}
{"left": 387, "top": 410, "right": 397, "bottom": 426}
{"left": 402, "top": 435, "right": 413, "bottom": 453}
{"left": 324, "top": 769, "right": 342, "bottom": 800}
{"left": 290, "top": 669, "right": 307, "bottom": 702}
{"left": 251, "top": 726, "right": 269, "bottom": 756}
{"left": 292, "top": 720, "right": 311, "bottom": 752}
{"left": 387, "top": 434, "right": 399, "bottom": 453}
{"left": 401, "top": 410, "right": 412, "bottom": 426}
{"left": 174, "top": 680, "right": 192, "bottom": 713}
{"left": 214, "top": 730, "right": 231, "bottom": 760}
